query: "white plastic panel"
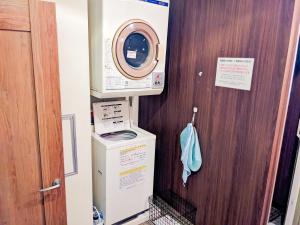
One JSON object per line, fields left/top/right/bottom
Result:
{"left": 88, "top": 0, "right": 169, "bottom": 97}
{"left": 92, "top": 129, "right": 156, "bottom": 225}
{"left": 55, "top": 1, "right": 93, "bottom": 225}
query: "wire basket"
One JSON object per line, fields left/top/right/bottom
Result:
{"left": 269, "top": 207, "right": 282, "bottom": 224}
{"left": 149, "top": 191, "right": 196, "bottom": 225}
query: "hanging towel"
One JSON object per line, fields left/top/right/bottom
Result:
{"left": 180, "top": 123, "right": 202, "bottom": 186}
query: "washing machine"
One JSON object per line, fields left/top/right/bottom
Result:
{"left": 88, "top": 0, "right": 170, "bottom": 98}
{"left": 92, "top": 100, "right": 156, "bottom": 225}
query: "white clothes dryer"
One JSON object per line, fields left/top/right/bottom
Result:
{"left": 92, "top": 100, "right": 156, "bottom": 225}
{"left": 88, "top": 0, "right": 170, "bottom": 98}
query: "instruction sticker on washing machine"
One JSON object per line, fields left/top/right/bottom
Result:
{"left": 120, "top": 166, "right": 147, "bottom": 190}
{"left": 215, "top": 58, "right": 255, "bottom": 91}
{"left": 119, "top": 145, "right": 147, "bottom": 190}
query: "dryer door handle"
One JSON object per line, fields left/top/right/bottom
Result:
{"left": 156, "top": 43, "right": 161, "bottom": 62}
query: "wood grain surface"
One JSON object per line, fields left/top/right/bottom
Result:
{"left": 0, "top": 0, "right": 30, "bottom": 31}
{"left": 273, "top": 45, "right": 300, "bottom": 212}
{"left": 139, "top": 0, "right": 298, "bottom": 225}
{"left": 29, "top": 1, "right": 67, "bottom": 225}
{"left": 0, "top": 30, "right": 45, "bottom": 225}
{"left": 261, "top": 0, "right": 300, "bottom": 223}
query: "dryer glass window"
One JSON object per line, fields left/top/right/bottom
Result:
{"left": 123, "top": 33, "right": 149, "bottom": 68}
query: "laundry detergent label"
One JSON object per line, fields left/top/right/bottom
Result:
{"left": 119, "top": 145, "right": 147, "bottom": 190}
{"left": 139, "top": 0, "right": 169, "bottom": 7}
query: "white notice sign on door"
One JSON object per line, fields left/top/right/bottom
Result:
{"left": 215, "top": 58, "right": 255, "bottom": 91}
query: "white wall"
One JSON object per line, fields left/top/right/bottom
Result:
{"left": 55, "top": 1, "right": 93, "bottom": 225}
{"left": 53, "top": 2, "right": 140, "bottom": 224}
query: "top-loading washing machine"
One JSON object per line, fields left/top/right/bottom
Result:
{"left": 88, "top": 0, "right": 170, "bottom": 98}
{"left": 92, "top": 100, "right": 156, "bottom": 224}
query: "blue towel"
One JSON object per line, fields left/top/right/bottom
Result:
{"left": 180, "top": 123, "right": 202, "bottom": 185}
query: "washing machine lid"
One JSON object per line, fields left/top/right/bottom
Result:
{"left": 93, "top": 100, "right": 131, "bottom": 134}
{"left": 112, "top": 19, "right": 160, "bottom": 80}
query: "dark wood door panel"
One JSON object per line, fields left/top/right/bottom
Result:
{"left": 139, "top": 0, "right": 297, "bottom": 225}
{"left": 273, "top": 43, "right": 300, "bottom": 212}
{"left": 0, "top": 30, "right": 45, "bottom": 225}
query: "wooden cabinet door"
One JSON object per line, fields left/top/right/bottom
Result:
{"left": 0, "top": 28, "right": 46, "bottom": 225}
{"left": 0, "top": 1, "right": 67, "bottom": 225}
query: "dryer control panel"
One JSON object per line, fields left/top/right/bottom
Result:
{"left": 93, "top": 101, "right": 130, "bottom": 134}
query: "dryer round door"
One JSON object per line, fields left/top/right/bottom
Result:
{"left": 112, "top": 20, "right": 160, "bottom": 80}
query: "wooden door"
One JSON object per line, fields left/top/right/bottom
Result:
{"left": 139, "top": 0, "right": 300, "bottom": 225}
{"left": 0, "top": 1, "right": 67, "bottom": 225}
{"left": 272, "top": 41, "right": 300, "bottom": 213}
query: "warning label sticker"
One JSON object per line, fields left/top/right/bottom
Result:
{"left": 120, "top": 166, "right": 147, "bottom": 190}
{"left": 119, "top": 145, "right": 147, "bottom": 190}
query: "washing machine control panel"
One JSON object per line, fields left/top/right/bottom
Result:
{"left": 93, "top": 101, "right": 130, "bottom": 134}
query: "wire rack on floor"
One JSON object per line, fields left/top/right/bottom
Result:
{"left": 149, "top": 191, "right": 197, "bottom": 225}
{"left": 269, "top": 207, "right": 283, "bottom": 225}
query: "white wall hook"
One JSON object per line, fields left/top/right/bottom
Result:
{"left": 198, "top": 72, "right": 203, "bottom": 77}
{"left": 191, "top": 107, "right": 198, "bottom": 125}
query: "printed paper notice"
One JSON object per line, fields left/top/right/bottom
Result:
{"left": 215, "top": 58, "right": 255, "bottom": 91}
{"left": 119, "top": 145, "right": 147, "bottom": 190}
